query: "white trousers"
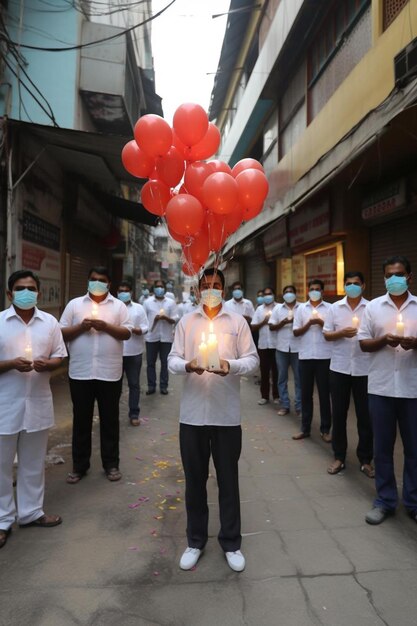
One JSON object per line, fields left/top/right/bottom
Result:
{"left": 0, "top": 429, "right": 49, "bottom": 529}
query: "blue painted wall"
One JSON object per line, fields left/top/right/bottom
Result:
{"left": 2, "top": 0, "right": 80, "bottom": 128}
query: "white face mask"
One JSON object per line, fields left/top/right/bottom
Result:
{"left": 200, "top": 289, "right": 223, "bottom": 309}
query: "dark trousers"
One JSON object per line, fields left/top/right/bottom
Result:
{"left": 146, "top": 341, "right": 171, "bottom": 391}
{"left": 69, "top": 378, "right": 122, "bottom": 474}
{"left": 258, "top": 348, "right": 279, "bottom": 400}
{"left": 123, "top": 354, "right": 143, "bottom": 419}
{"left": 179, "top": 423, "right": 242, "bottom": 552}
{"left": 369, "top": 395, "right": 417, "bottom": 513}
{"left": 299, "top": 359, "right": 331, "bottom": 434}
{"left": 330, "top": 372, "right": 373, "bottom": 464}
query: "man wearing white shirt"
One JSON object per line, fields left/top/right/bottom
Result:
{"left": 359, "top": 255, "right": 417, "bottom": 526}
{"left": 117, "top": 281, "right": 149, "bottom": 427}
{"left": 168, "top": 268, "right": 259, "bottom": 573}
{"left": 144, "top": 279, "right": 177, "bottom": 395}
{"left": 60, "top": 267, "right": 132, "bottom": 484}
{"left": 292, "top": 279, "right": 332, "bottom": 441}
{"left": 269, "top": 285, "right": 301, "bottom": 416}
{"left": 0, "top": 270, "right": 66, "bottom": 549}
{"left": 323, "top": 272, "right": 373, "bottom": 477}
{"left": 224, "top": 281, "right": 255, "bottom": 324}
{"left": 251, "top": 286, "right": 279, "bottom": 405}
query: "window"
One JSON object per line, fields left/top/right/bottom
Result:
{"left": 383, "top": 0, "right": 410, "bottom": 30}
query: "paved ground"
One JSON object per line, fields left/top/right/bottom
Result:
{"left": 1, "top": 368, "right": 416, "bottom": 626}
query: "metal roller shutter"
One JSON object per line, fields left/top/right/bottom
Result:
{"left": 243, "top": 254, "right": 272, "bottom": 303}
{"left": 370, "top": 213, "right": 417, "bottom": 297}
{"left": 69, "top": 228, "right": 108, "bottom": 300}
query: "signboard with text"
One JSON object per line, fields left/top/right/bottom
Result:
{"left": 361, "top": 179, "right": 406, "bottom": 221}
{"left": 305, "top": 247, "right": 337, "bottom": 295}
{"left": 289, "top": 199, "right": 329, "bottom": 248}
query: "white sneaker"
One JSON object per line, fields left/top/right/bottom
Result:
{"left": 225, "top": 550, "right": 246, "bottom": 572}
{"left": 179, "top": 547, "right": 202, "bottom": 570}
{"left": 258, "top": 398, "right": 268, "bottom": 405}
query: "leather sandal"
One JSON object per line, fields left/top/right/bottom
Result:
{"left": 360, "top": 464, "right": 375, "bottom": 479}
{"left": 66, "top": 471, "right": 85, "bottom": 485}
{"left": 130, "top": 418, "right": 140, "bottom": 427}
{"left": 106, "top": 468, "right": 122, "bottom": 482}
{"left": 292, "top": 432, "right": 310, "bottom": 440}
{"left": 320, "top": 432, "right": 332, "bottom": 443}
{"left": 20, "top": 514, "right": 62, "bottom": 528}
{"left": 0, "top": 528, "right": 11, "bottom": 549}
{"left": 327, "top": 460, "right": 345, "bottom": 475}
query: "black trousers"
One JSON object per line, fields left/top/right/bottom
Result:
{"left": 179, "top": 423, "right": 242, "bottom": 552}
{"left": 69, "top": 378, "right": 123, "bottom": 474}
{"left": 258, "top": 348, "right": 279, "bottom": 400}
{"left": 299, "top": 359, "right": 331, "bottom": 434}
{"left": 330, "top": 371, "right": 373, "bottom": 464}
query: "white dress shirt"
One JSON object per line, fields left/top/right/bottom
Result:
{"left": 270, "top": 303, "right": 300, "bottom": 353}
{"left": 168, "top": 306, "right": 259, "bottom": 426}
{"left": 183, "top": 301, "right": 199, "bottom": 315}
{"left": 323, "top": 297, "right": 369, "bottom": 376}
{"left": 224, "top": 297, "right": 255, "bottom": 320}
{"left": 293, "top": 300, "right": 332, "bottom": 360}
{"left": 59, "top": 293, "right": 131, "bottom": 381}
{"left": 144, "top": 296, "right": 178, "bottom": 343}
{"left": 0, "top": 306, "right": 67, "bottom": 434}
{"left": 251, "top": 302, "right": 278, "bottom": 349}
{"left": 358, "top": 292, "right": 417, "bottom": 398}
{"left": 122, "top": 301, "right": 149, "bottom": 356}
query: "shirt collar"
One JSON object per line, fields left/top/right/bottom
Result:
{"left": 196, "top": 304, "right": 231, "bottom": 320}
{"left": 339, "top": 296, "right": 367, "bottom": 310}
{"left": 381, "top": 291, "right": 417, "bottom": 309}
{"left": 6, "top": 304, "right": 43, "bottom": 322}
{"left": 83, "top": 292, "right": 113, "bottom": 304}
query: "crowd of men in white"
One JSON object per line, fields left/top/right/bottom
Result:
{"left": 0, "top": 255, "right": 416, "bottom": 574}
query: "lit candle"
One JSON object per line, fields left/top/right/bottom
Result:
{"left": 352, "top": 315, "right": 359, "bottom": 329}
{"left": 396, "top": 313, "right": 404, "bottom": 337}
{"left": 159, "top": 308, "right": 165, "bottom": 316}
{"left": 266, "top": 310, "right": 272, "bottom": 318}
{"left": 287, "top": 309, "right": 294, "bottom": 321}
{"left": 207, "top": 322, "right": 220, "bottom": 370}
{"left": 91, "top": 303, "right": 99, "bottom": 318}
{"left": 311, "top": 308, "right": 319, "bottom": 318}
{"left": 197, "top": 332, "right": 208, "bottom": 369}
{"left": 24, "top": 342, "right": 33, "bottom": 363}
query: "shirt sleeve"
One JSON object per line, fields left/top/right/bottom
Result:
{"left": 251, "top": 306, "right": 263, "bottom": 326}
{"left": 169, "top": 301, "right": 179, "bottom": 322}
{"left": 323, "top": 305, "right": 335, "bottom": 332}
{"left": 137, "top": 305, "right": 149, "bottom": 335}
{"left": 49, "top": 320, "right": 68, "bottom": 358}
{"left": 59, "top": 301, "right": 73, "bottom": 328}
{"left": 269, "top": 303, "right": 280, "bottom": 325}
{"left": 168, "top": 319, "right": 188, "bottom": 374}
{"left": 228, "top": 319, "right": 260, "bottom": 375}
{"left": 358, "top": 303, "right": 374, "bottom": 340}
{"left": 118, "top": 301, "right": 133, "bottom": 334}
{"left": 247, "top": 300, "right": 255, "bottom": 318}
{"left": 292, "top": 304, "right": 303, "bottom": 331}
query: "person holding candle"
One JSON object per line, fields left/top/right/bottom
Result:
{"left": 224, "top": 280, "right": 255, "bottom": 324}
{"left": 143, "top": 279, "right": 178, "bottom": 396}
{"left": 292, "top": 279, "right": 332, "bottom": 442}
{"left": 251, "top": 287, "right": 279, "bottom": 405}
{"left": 168, "top": 268, "right": 259, "bottom": 572}
{"left": 269, "top": 285, "right": 301, "bottom": 417}
{"left": 117, "top": 281, "right": 149, "bottom": 427}
{"left": 60, "top": 267, "right": 132, "bottom": 484}
{"left": 323, "top": 272, "right": 373, "bottom": 477}
{"left": 0, "top": 270, "right": 66, "bottom": 549}
{"left": 359, "top": 255, "right": 417, "bottom": 525}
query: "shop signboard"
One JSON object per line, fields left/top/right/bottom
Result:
{"left": 305, "top": 246, "right": 338, "bottom": 295}
{"left": 362, "top": 179, "right": 406, "bottom": 221}
{"left": 289, "top": 199, "right": 329, "bottom": 248}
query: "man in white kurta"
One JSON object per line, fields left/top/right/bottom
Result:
{"left": 168, "top": 269, "right": 259, "bottom": 573}
{"left": 0, "top": 270, "right": 66, "bottom": 549}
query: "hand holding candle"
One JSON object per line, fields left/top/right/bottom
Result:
{"left": 351, "top": 315, "right": 359, "bottom": 329}
{"left": 24, "top": 342, "right": 33, "bottom": 363}
{"left": 197, "top": 332, "right": 208, "bottom": 369}
{"left": 287, "top": 309, "right": 294, "bottom": 321}
{"left": 91, "top": 303, "right": 99, "bottom": 319}
{"left": 396, "top": 313, "right": 405, "bottom": 337}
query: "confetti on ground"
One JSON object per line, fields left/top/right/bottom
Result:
{"left": 153, "top": 515, "right": 163, "bottom": 520}
{"left": 151, "top": 530, "right": 158, "bottom": 536}
{"left": 128, "top": 496, "right": 150, "bottom": 509}
{"left": 153, "top": 571, "right": 159, "bottom": 576}
{"left": 160, "top": 431, "right": 167, "bottom": 435}
{"left": 135, "top": 457, "right": 143, "bottom": 461}
{"left": 128, "top": 546, "right": 139, "bottom": 551}
{"left": 168, "top": 506, "right": 177, "bottom": 510}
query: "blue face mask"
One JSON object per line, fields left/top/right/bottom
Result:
{"left": 233, "top": 289, "right": 243, "bottom": 300}
{"left": 283, "top": 292, "right": 296, "bottom": 304}
{"left": 385, "top": 275, "right": 408, "bottom": 296}
{"left": 345, "top": 284, "right": 362, "bottom": 298}
{"left": 142, "top": 289, "right": 149, "bottom": 297}
{"left": 200, "top": 289, "right": 223, "bottom": 309}
{"left": 264, "top": 294, "right": 274, "bottom": 305}
{"left": 13, "top": 288, "right": 38, "bottom": 310}
{"left": 118, "top": 292, "right": 131, "bottom": 303}
{"left": 309, "top": 290, "right": 322, "bottom": 302}
{"left": 88, "top": 280, "right": 109, "bottom": 296}
{"left": 257, "top": 296, "right": 264, "bottom": 305}
{"left": 189, "top": 295, "right": 196, "bottom": 303}
{"left": 154, "top": 287, "right": 165, "bottom": 298}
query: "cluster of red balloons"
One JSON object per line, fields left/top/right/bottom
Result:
{"left": 121, "top": 103, "right": 269, "bottom": 275}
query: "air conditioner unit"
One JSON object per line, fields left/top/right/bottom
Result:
{"left": 394, "top": 37, "right": 417, "bottom": 86}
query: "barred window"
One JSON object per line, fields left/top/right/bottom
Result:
{"left": 383, "top": 0, "right": 410, "bottom": 30}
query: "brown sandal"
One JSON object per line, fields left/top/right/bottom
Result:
{"left": 20, "top": 514, "right": 62, "bottom": 528}
{"left": 360, "top": 464, "right": 375, "bottom": 479}
{"left": 106, "top": 468, "right": 122, "bottom": 482}
{"left": 66, "top": 472, "right": 85, "bottom": 485}
{"left": 327, "top": 460, "right": 345, "bottom": 475}
{"left": 0, "top": 528, "right": 11, "bottom": 549}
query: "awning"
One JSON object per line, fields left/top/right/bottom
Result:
{"left": 7, "top": 119, "right": 157, "bottom": 226}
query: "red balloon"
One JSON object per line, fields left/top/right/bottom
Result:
{"left": 168, "top": 224, "right": 189, "bottom": 245}
{"left": 189, "top": 123, "right": 221, "bottom": 161}
{"left": 236, "top": 169, "right": 269, "bottom": 216}
{"left": 207, "top": 159, "right": 233, "bottom": 176}
{"left": 223, "top": 205, "right": 244, "bottom": 234}
{"left": 141, "top": 179, "right": 171, "bottom": 216}
{"left": 182, "top": 260, "right": 200, "bottom": 276}
{"left": 207, "top": 213, "right": 228, "bottom": 251}
{"left": 232, "top": 158, "right": 264, "bottom": 178}
{"left": 183, "top": 232, "right": 210, "bottom": 266}
{"left": 121, "top": 141, "right": 155, "bottom": 178}
{"left": 165, "top": 194, "right": 205, "bottom": 236}
{"left": 156, "top": 146, "right": 185, "bottom": 187}
{"left": 173, "top": 103, "right": 209, "bottom": 147}
{"left": 172, "top": 131, "right": 192, "bottom": 160}
{"left": 203, "top": 172, "right": 238, "bottom": 215}
{"left": 184, "top": 161, "right": 211, "bottom": 200}
{"left": 134, "top": 114, "right": 172, "bottom": 158}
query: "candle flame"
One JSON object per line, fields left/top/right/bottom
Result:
{"left": 398, "top": 313, "right": 403, "bottom": 322}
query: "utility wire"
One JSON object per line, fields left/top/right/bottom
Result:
{"left": 0, "top": 0, "right": 176, "bottom": 52}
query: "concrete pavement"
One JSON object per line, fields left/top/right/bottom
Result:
{"left": 1, "top": 370, "right": 417, "bottom": 626}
